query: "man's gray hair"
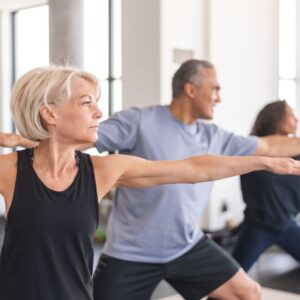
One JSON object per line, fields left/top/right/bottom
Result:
{"left": 172, "top": 59, "right": 215, "bottom": 98}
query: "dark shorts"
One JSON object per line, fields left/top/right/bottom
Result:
{"left": 93, "top": 235, "right": 240, "bottom": 300}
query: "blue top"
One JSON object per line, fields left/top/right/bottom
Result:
{"left": 96, "top": 106, "right": 258, "bottom": 263}
{"left": 241, "top": 156, "right": 300, "bottom": 230}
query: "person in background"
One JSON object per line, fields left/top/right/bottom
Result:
{"left": 92, "top": 60, "right": 300, "bottom": 300}
{"left": 1, "top": 65, "right": 296, "bottom": 300}
{"left": 232, "top": 100, "right": 300, "bottom": 271}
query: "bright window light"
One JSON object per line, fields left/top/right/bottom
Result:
{"left": 15, "top": 5, "right": 49, "bottom": 80}
{"left": 279, "top": 79, "right": 296, "bottom": 107}
{"left": 279, "top": 0, "right": 296, "bottom": 108}
{"left": 83, "top": 0, "right": 122, "bottom": 119}
{"left": 83, "top": 0, "right": 109, "bottom": 80}
{"left": 112, "top": 0, "right": 122, "bottom": 79}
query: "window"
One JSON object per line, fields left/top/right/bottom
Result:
{"left": 13, "top": 5, "right": 49, "bottom": 81}
{"left": 8, "top": 1, "right": 121, "bottom": 133}
{"left": 84, "top": 0, "right": 122, "bottom": 120}
{"left": 279, "top": 0, "right": 296, "bottom": 108}
{"left": 11, "top": 4, "right": 49, "bottom": 133}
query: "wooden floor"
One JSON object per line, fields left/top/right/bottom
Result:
{"left": 150, "top": 246, "right": 300, "bottom": 299}
{"left": 158, "top": 287, "right": 300, "bottom": 300}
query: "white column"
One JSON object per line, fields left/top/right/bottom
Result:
{"left": 122, "top": 0, "right": 161, "bottom": 108}
{"left": 49, "top": 0, "right": 84, "bottom": 67}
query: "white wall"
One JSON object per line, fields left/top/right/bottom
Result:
{"left": 208, "top": 0, "right": 279, "bottom": 229}
{"left": 211, "top": 0, "right": 279, "bottom": 134}
{"left": 122, "top": 0, "right": 208, "bottom": 108}
{"left": 160, "top": 0, "right": 208, "bottom": 104}
{"left": 122, "top": 0, "right": 161, "bottom": 109}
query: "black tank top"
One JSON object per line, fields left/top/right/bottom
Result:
{"left": 0, "top": 149, "right": 98, "bottom": 300}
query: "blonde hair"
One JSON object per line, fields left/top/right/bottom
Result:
{"left": 10, "top": 65, "right": 100, "bottom": 141}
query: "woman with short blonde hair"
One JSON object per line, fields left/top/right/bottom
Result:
{"left": 11, "top": 66, "right": 100, "bottom": 141}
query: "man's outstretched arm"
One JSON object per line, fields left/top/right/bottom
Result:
{"left": 253, "top": 135, "right": 300, "bottom": 157}
{"left": 0, "top": 132, "right": 38, "bottom": 148}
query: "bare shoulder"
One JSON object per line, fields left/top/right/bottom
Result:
{"left": 0, "top": 152, "right": 17, "bottom": 173}
{"left": 90, "top": 154, "right": 114, "bottom": 170}
{"left": 90, "top": 154, "right": 144, "bottom": 172}
{"left": 90, "top": 154, "right": 128, "bottom": 176}
{"left": 89, "top": 155, "right": 122, "bottom": 199}
{"left": 0, "top": 153, "right": 18, "bottom": 210}
{"left": 0, "top": 152, "right": 17, "bottom": 184}
{"left": 89, "top": 154, "right": 143, "bottom": 199}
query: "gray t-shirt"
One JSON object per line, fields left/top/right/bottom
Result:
{"left": 96, "top": 106, "right": 258, "bottom": 263}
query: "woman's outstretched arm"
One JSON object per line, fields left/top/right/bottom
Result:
{"left": 93, "top": 154, "right": 300, "bottom": 198}
{"left": 117, "top": 155, "right": 300, "bottom": 187}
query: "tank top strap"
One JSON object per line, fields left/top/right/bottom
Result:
{"left": 78, "top": 151, "right": 94, "bottom": 175}
{"left": 17, "top": 148, "right": 34, "bottom": 172}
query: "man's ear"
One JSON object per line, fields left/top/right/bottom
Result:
{"left": 39, "top": 104, "right": 57, "bottom": 125}
{"left": 183, "top": 82, "right": 196, "bottom": 98}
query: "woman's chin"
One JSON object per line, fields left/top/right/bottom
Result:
{"left": 87, "top": 133, "right": 98, "bottom": 144}
{"left": 74, "top": 134, "right": 98, "bottom": 145}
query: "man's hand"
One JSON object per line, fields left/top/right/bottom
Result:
{"left": 0, "top": 132, "right": 38, "bottom": 148}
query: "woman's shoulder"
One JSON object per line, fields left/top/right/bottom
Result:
{"left": 0, "top": 152, "right": 18, "bottom": 181}
{"left": 0, "top": 152, "right": 18, "bottom": 170}
{"left": 0, "top": 152, "right": 18, "bottom": 197}
{"left": 90, "top": 153, "right": 127, "bottom": 168}
{"left": 90, "top": 154, "right": 143, "bottom": 183}
{"left": 89, "top": 154, "right": 129, "bottom": 199}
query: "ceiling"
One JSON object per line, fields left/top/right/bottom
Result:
{"left": 0, "top": 0, "right": 45, "bottom": 10}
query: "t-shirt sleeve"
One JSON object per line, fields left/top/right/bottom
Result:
{"left": 215, "top": 126, "right": 259, "bottom": 156}
{"left": 95, "top": 107, "right": 141, "bottom": 152}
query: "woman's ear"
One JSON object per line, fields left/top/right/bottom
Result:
{"left": 39, "top": 104, "right": 57, "bottom": 125}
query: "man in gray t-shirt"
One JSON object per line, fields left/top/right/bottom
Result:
{"left": 93, "top": 60, "right": 300, "bottom": 300}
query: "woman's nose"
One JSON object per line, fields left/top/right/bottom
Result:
{"left": 94, "top": 105, "right": 103, "bottom": 119}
